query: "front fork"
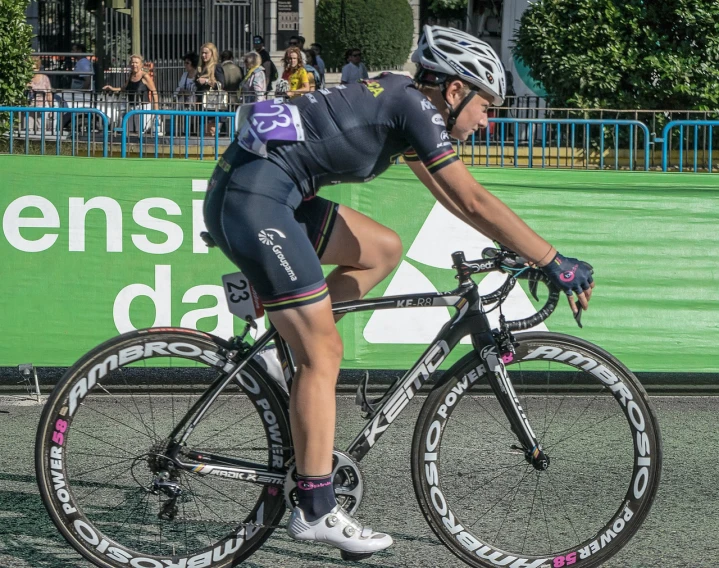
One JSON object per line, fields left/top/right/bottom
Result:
{"left": 474, "top": 330, "right": 550, "bottom": 471}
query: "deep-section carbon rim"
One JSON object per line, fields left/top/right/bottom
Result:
{"left": 412, "top": 332, "right": 661, "bottom": 568}
{"left": 36, "top": 329, "right": 291, "bottom": 568}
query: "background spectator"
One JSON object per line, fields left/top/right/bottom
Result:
{"left": 196, "top": 42, "right": 225, "bottom": 92}
{"left": 310, "top": 43, "right": 325, "bottom": 87}
{"left": 304, "top": 49, "right": 321, "bottom": 90}
{"left": 220, "top": 50, "right": 242, "bottom": 95}
{"left": 341, "top": 48, "right": 368, "bottom": 84}
{"left": 70, "top": 43, "right": 93, "bottom": 90}
{"left": 239, "top": 51, "right": 266, "bottom": 103}
{"left": 27, "top": 56, "right": 53, "bottom": 132}
{"left": 289, "top": 36, "right": 307, "bottom": 64}
{"left": 103, "top": 54, "right": 157, "bottom": 109}
{"left": 28, "top": 56, "right": 52, "bottom": 108}
{"left": 195, "top": 42, "right": 225, "bottom": 136}
{"left": 175, "top": 52, "right": 198, "bottom": 103}
{"left": 253, "top": 35, "right": 276, "bottom": 91}
{"left": 281, "top": 46, "right": 310, "bottom": 97}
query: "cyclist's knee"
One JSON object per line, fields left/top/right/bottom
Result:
{"left": 297, "top": 327, "right": 343, "bottom": 372}
{"left": 378, "top": 228, "right": 403, "bottom": 271}
{"left": 359, "top": 227, "right": 402, "bottom": 273}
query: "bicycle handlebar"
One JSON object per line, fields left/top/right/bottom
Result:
{"left": 452, "top": 249, "right": 561, "bottom": 332}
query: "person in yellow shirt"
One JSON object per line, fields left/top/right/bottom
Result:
{"left": 281, "top": 47, "right": 310, "bottom": 97}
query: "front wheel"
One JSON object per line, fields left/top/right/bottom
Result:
{"left": 36, "top": 328, "right": 292, "bottom": 568}
{"left": 412, "top": 332, "right": 661, "bottom": 568}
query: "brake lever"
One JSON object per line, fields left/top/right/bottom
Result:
{"left": 528, "top": 273, "right": 540, "bottom": 301}
{"left": 574, "top": 305, "right": 583, "bottom": 328}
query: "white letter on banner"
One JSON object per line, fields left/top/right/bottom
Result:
{"left": 68, "top": 197, "right": 123, "bottom": 252}
{"left": 180, "top": 285, "right": 234, "bottom": 338}
{"left": 131, "top": 198, "right": 183, "bottom": 254}
{"left": 192, "top": 179, "right": 209, "bottom": 254}
{"left": 2, "top": 196, "right": 59, "bottom": 252}
{"left": 113, "top": 265, "right": 172, "bottom": 333}
{"left": 192, "top": 200, "right": 208, "bottom": 254}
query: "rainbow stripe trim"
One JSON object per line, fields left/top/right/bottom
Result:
{"left": 262, "top": 283, "right": 329, "bottom": 310}
{"left": 403, "top": 149, "right": 420, "bottom": 162}
{"left": 313, "top": 203, "right": 337, "bottom": 254}
{"left": 425, "top": 149, "right": 458, "bottom": 174}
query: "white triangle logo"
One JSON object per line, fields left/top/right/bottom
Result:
{"left": 363, "top": 203, "right": 547, "bottom": 344}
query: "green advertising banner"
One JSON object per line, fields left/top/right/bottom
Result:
{"left": 1, "top": 155, "right": 718, "bottom": 372}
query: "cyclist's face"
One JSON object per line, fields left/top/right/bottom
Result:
{"left": 446, "top": 86, "right": 491, "bottom": 141}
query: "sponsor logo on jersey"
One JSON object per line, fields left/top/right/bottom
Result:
{"left": 421, "top": 99, "right": 436, "bottom": 111}
{"left": 440, "top": 130, "right": 450, "bottom": 141}
{"left": 258, "top": 229, "right": 286, "bottom": 246}
{"left": 362, "top": 80, "right": 384, "bottom": 98}
{"left": 431, "top": 113, "right": 445, "bottom": 125}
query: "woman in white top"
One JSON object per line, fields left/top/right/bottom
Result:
{"left": 239, "top": 51, "right": 267, "bottom": 103}
{"left": 175, "top": 52, "right": 199, "bottom": 104}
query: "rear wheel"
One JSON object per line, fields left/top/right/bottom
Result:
{"left": 36, "top": 328, "right": 292, "bottom": 568}
{"left": 412, "top": 332, "right": 661, "bottom": 568}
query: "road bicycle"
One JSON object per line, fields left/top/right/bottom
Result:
{"left": 36, "top": 247, "right": 662, "bottom": 568}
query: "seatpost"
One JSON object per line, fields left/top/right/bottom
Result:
{"left": 451, "top": 251, "right": 473, "bottom": 286}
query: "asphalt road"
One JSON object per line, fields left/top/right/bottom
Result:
{"left": 1, "top": 395, "right": 718, "bottom": 568}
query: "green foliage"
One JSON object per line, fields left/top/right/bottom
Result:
{"left": 513, "top": 0, "right": 719, "bottom": 110}
{"left": 428, "top": 0, "right": 468, "bottom": 21}
{"left": 0, "top": 0, "right": 34, "bottom": 136}
{"left": 316, "top": 0, "right": 414, "bottom": 69}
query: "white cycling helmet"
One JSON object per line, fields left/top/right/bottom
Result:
{"left": 412, "top": 25, "right": 506, "bottom": 106}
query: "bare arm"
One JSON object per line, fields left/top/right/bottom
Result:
{"left": 407, "top": 159, "right": 555, "bottom": 266}
{"left": 142, "top": 74, "right": 159, "bottom": 109}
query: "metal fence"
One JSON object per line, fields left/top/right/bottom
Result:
{"left": 0, "top": 107, "right": 109, "bottom": 157}
{"left": 29, "top": 0, "right": 261, "bottom": 94}
{"left": 661, "top": 120, "right": 719, "bottom": 172}
{"left": 459, "top": 118, "right": 651, "bottom": 170}
{"left": 3, "top": 105, "right": 719, "bottom": 172}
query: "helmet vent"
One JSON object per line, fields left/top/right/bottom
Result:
{"left": 440, "top": 45, "right": 463, "bottom": 55}
{"left": 463, "top": 62, "right": 480, "bottom": 76}
{"left": 422, "top": 47, "right": 436, "bottom": 62}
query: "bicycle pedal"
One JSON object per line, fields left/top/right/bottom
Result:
{"left": 340, "top": 550, "right": 374, "bottom": 561}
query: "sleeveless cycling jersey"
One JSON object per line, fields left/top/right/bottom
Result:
{"left": 242, "top": 73, "right": 458, "bottom": 197}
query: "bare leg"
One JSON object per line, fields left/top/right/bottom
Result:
{"left": 320, "top": 205, "right": 403, "bottom": 309}
{"left": 268, "top": 296, "right": 342, "bottom": 476}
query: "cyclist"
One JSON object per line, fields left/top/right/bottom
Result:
{"left": 203, "top": 25, "right": 594, "bottom": 558}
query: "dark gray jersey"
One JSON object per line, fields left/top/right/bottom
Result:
{"left": 263, "top": 73, "right": 458, "bottom": 197}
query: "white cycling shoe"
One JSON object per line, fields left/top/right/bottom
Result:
{"left": 287, "top": 505, "right": 393, "bottom": 560}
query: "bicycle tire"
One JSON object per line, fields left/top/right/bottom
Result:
{"left": 36, "top": 328, "right": 292, "bottom": 568}
{"left": 411, "top": 332, "right": 661, "bottom": 568}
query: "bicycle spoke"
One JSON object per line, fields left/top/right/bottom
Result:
{"left": 420, "top": 337, "right": 660, "bottom": 564}
{"left": 78, "top": 403, "right": 156, "bottom": 439}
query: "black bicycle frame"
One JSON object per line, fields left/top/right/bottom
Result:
{"left": 167, "top": 271, "right": 546, "bottom": 486}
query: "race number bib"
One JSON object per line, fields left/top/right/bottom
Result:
{"left": 222, "top": 272, "right": 265, "bottom": 323}
{"left": 236, "top": 99, "right": 305, "bottom": 157}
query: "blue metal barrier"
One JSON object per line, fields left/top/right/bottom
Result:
{"left": 120, "top": 109, "right": 236, "bottom": 159}
{"left": 469, "top": 118, "right": 651, "bottom": 171}
{"left": 0, "top": 106, "right": 109, "bottom": 157}
{"left": 661, "top": 120, "right": 719, "bottom": 172}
